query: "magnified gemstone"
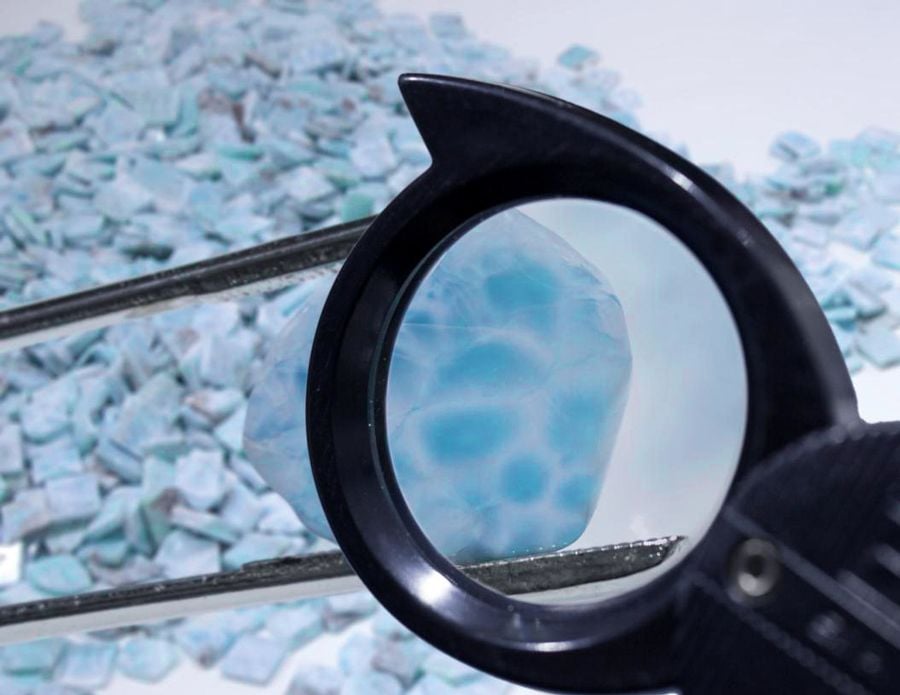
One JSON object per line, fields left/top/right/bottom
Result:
{"left": 244, "top": 209, "right": 632, "bottom": 561}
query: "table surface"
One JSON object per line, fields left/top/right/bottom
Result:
{"left": 2, "top": 2, "right": 899, "bottom": 693}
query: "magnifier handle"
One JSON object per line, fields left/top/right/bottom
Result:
{"left": 676, "top": 423, "right": 900, "bottom": 694}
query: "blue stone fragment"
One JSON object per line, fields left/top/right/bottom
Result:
{"left": 834, "top": 204, "right": 897, "bottom": 250}
{"left": 256, "top": 492, "right": 305, "bottom": 535}
{"left": 372, "top": 636, "right": 427, "bottom": 686}
{"left": 856, "top": 327, "right": 900, "bottom": 368}
{"left": 287, "top": 664, "right": 342, "bottom": 695}
{"left": 170, "top": 505, "right": 239, "bottom": 544}
{"left": 349, "top": 134, "right": 398, "bottom": 179}
{"left": 282, "top": 166, "right": 336, "bottom": 203}
{"left": 111, "top": 372, "right": 183, "bottom": 457}
{"left": 24, "top": 555, "right": 92, "bottom": 596}
{"left": 56, "top": 642, "right": 117, "bottom": 691}
{"left": 219, "top": 478, "right": 264, "bottom": 532}
{"left": 245, "top": 210, "right": 632, "bottom": 561}
{"left": 324, "top": 593, "right": 377, "bottom": 632}
{"left": 873, "top": 171, "right": 900, "bottom": 203}
{"left": 153, "top": 530, "right": 220, "bottom": 579}
{"left": 213, "top": 405, "right": 246, "bottom": 453}
{"left": 874, "top": 235, "right": 900, "bottom": 270}
{"left": 557, "top": 44, "right": 600, "bottom": 70}
{"left": 405, "top": 675, "right": 455, "bottom": 695}
{"left": 93, "top": 176, "right": 154, "bottom": 222}
{"left": 0, "top": 120, "right": 34, "bottom": 165}
{"left": 1, "top": 489, "right": 51, "bottom": 542}
{"left": 20, "top": 377, "right": 77, "bottom": 444}
{"left": 44, "top": 525, "right": 87, "bottom": 555}
{"left": 1, "top": 638, "right": 66, "bottom": 675}
{"left": 770, "top": 131, "right": 821, "bottom": 161}
{"left": 0, "top": 673, "right": 41, "bottom": 695}
{"left": 338, "top": 633, "right": 376, "bottom": 675}
{"left": 0, "top": 424, "right": 24, "bottom": 475}
{"left": 118, "top": 637, "right": 178, "bottom": 683}
{"left": 84, "top": 487, "right": 135, "bottom": 540}
{"left": 222, "top": 532, "right": 292, "bottom": 570}
{"left": 174, "top": 449, "right": 226, "bottom": 511}
{"left": 266, "top": 603, "right": 323, "bottom": 647}
{"left": 78, "top": 536, "right": 130, "bottom": 567}
{"left": 220, "top": 634, "right": 287, "bottom": 685}
{"left": 340, "top": 672, "right": 403, "bottom": 695}
{"left": 28, "top": 436, "right": 84, "bottom": 484}
{"left": 45, "top": 474, "right": 101, "bottom": 523}
{"left": 94, "top": 436, "right": 143, "bottom": 482}
{"left": 172, "top": 615, "right": 236, "bottom": 668}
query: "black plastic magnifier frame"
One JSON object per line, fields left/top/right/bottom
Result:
{"left": 306, "top": 74, "right": 860, "bottom": 692}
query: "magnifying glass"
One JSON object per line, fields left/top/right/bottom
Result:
{"left": 303, "top": 75, "right": 898, "bottom": 693}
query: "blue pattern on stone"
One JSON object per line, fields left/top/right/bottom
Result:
{"left": 245, "top": 210, "right": 632, "bottom": 561}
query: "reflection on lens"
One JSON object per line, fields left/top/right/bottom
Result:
{"left": 386, "top": 199, "right": 748, "bottom": 602}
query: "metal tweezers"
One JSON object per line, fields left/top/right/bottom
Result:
{"left": 0, "top": 217, "right": 683, "bottom": 644}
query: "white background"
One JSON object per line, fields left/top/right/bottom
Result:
{"left": 3, "top": 1, "right": 900, "bottom": 693}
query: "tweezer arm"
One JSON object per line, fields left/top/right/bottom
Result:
{"left": 0, "top": 216, "right": 373, "bottom": 353}
{"left": 0, "top": 538, "right": 680, "bottom": 645}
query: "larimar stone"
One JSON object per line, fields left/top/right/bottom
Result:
{"left": 1, "top": 638, "right": 66, "bottom": 675}
{"left": 856, "top": 326, "right": 900, "bottom": 367}
{"left": 55, "top": 643, "right": 117, "bottom": 691}
{"left": 245, "top": 209, "right": 632, "bottom": 561}
{"left": 220, "top": 634, "right": 287, "bottom": 685}
{"left": 265, "top": 604, "right": 323, "bottom": 647}
{"left": 172, "top": 615, "right": 236, "bottom": 668}
{"left": 117, "top": 637, "right": 178, "bottom": 683}
{"left": 287, "top": 665, "right": 342, "bottom": 695}
{"left": 153, "top": 530, "right": 220, "bottom": 579}
{"left": 23, "top": 555, "right": 92, "bottom": 596}
{"left": 323, "top": 593, "right": 377, "bottom": 632}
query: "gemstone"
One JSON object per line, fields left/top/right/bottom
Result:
{"left": 55, "top": 643, "right": 117, "bottom": 691}
{"left": 24, "top": 555, "right": 92, "bottom": 596}
{"left": 117, "top": 637, "right": 178, "bottom": 683}
{"left": 174, "top": 449, "right": 226, "bottom": 511}
{"left": 153, "top": 530, "right": 220, "bottom": 579}
{"left": 340, "top": 672, "right": 403, "bottom": 695}
{"left": 220, "top": 635, "right": 287, "bottom": 685}
{"left": 287, "top": 665, "right": 342, "bottom": 695}
{"left": 266, "top": 604, "right": 323, "bottom": 647}
{"left": 244, "top": 210, "right": 632, "bottom": 561}
{"left": 1, "top": 639, "right": 66, "bottom": 675}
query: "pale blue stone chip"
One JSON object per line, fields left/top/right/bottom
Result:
{"left": 24, "top": 555, "right": 92, "bottom": 596}
{"left": 56, "top": 642, "right": 117, "bottom": 691}
{"left": 1, "top": 639, "right": 66, "bottom": 675}
{"left": 245, "top": 209, "right": 632, "bottom": 561}
{"left": 118, "top": 637, "right": 179, "bottom": 683}
{"left": 287, "top": 664, "right": 342, "bottom": 695}
{"left": 220, "top": 634, "right": 287, "bottom": 685}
